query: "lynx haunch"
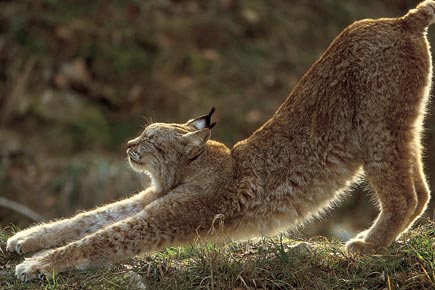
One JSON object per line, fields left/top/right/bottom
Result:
{"left": 7, "top": 0, "right": 434, "bottom": 282}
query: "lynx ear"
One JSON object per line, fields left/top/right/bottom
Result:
{"left": 182, "top": 129, "right": 211, "bottom": 158}
{"left": 186, "top": 107, "right": 217, "bottom": 130}
{"left": 182, "top": 129, "right": 211, "bottom": 147}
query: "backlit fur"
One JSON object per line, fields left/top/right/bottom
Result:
{"left": 7, "top": 1, "right": 434, "bottom": 281}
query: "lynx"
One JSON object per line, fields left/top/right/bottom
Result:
{"left": 6, "top": 1, "right": 434, "bottom": 282}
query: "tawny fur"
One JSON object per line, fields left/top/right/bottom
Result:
{"left": 7, "top": 1, "right": 434, "bottom": 282}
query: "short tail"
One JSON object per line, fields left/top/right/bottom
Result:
{"left": 403, "top": 0, "right": 435, "bottom": 31}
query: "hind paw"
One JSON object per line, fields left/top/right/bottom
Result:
{"left": 345, "top": 239, "right": 378, "bottom": 255}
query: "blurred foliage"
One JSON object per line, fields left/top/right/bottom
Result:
{"left": 0, "top": 0, "right": 433, "bottom": 238}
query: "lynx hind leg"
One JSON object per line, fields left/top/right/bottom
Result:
{"left": 403, "top": 152, "right": 431, "bottom": 229}
{"left": 346, "top": 134, "right": 418, "bottom": 254}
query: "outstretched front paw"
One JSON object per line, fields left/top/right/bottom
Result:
{"left": 7, "top": 235, "right": 40, "bottom": 255}
{"left": 6, "top": 235, "right": 25, "bottom": 254}
{"left": 345, "top": 238, "right": 377, "bottom": 255}
{"left": 6, "top": 236, "right": 18, "bottom": 253}
{"left": 15, "top": 257, "right": 53, "bottom": 283}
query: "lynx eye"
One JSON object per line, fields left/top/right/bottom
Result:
{"left": 142, "top": 138, "right": 164, "bottom": 154}
{"left": 142, "top": 132, "right": 155, "bottom": 142}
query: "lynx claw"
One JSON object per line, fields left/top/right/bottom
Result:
{"left": 16, "top": 260, "right": 38, "bottom": 282}
{"left": 345, "top": 238, "right": 377, "bottom": 255}
{"left": 15, "top": 258, "right": 51, "bottom": 283}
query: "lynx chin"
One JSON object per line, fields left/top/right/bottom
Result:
{"left": 7, "top": 0, "right": 434, "bottom": 282}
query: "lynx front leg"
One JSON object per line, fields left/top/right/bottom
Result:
{"left": 15, "top": 213, "right": 149, "bottom": 282}
{"left": 346, "top": 136, "right": 418, "bottom": 254}
{"left": 14, "top": 194, "right": 222, "bottom": 282}
{"left": 7, "top": 188, "right": 160, "bottom": 255}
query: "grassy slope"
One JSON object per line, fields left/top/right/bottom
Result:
{"left": 1, "top": 220, "right": 435, "bottom": 290}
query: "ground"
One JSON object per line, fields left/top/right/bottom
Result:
{"left": 1, "top": 220, "right": 435, "bottom": 290}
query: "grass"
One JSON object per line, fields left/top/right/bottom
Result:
{"left": 1, "top": 220, "right": 435, "bottom": 289}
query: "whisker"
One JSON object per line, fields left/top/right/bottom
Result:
{"left": 142, "top": 112, "right": 156, "bottom": 127}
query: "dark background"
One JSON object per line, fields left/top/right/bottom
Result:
{"left": 0, "top": 0, "right": 433, "bottom": 240}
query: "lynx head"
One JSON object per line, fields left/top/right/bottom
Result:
{"left": 126, "top": 107, "right": 217, "bottom": 191}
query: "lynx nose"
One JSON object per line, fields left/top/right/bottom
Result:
{"left": 127, "top": 139, "right": 138, "bottom": 148}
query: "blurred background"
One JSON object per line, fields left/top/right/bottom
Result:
{"left": 0, "top": 0, "right": 433, "bottom": 240}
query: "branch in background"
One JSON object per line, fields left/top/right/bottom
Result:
{"left": 0, "top": 197, "right": 43, "bottom": 222}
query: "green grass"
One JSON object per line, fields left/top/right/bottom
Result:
{"left": 1, "top": 220, "right": 435, "bottom": 289}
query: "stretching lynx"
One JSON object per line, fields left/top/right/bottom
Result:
{"left": 7, "top": 1, "right": 434, "bottom": 282}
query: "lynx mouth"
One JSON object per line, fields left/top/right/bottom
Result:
{"left": 127, "top": 148, "right": 141, "bottom": 161}
{"left": 128, "top": 157, "right": 144, "bottom": 166}
{"left": 127, "top": 154, "right": 145, "bottom": 166}
{"left": 128, "top": 157, "right": 147, "bottom": 173}
{"left": 127, "top": 149, "right": 147, "bottom": 170}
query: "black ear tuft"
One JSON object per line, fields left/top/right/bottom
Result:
{"left": 204, "top": 107, "right": 216, "bottom": 129}
{"left": 187, "top": 106, "right": 217, "bottom": 130}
